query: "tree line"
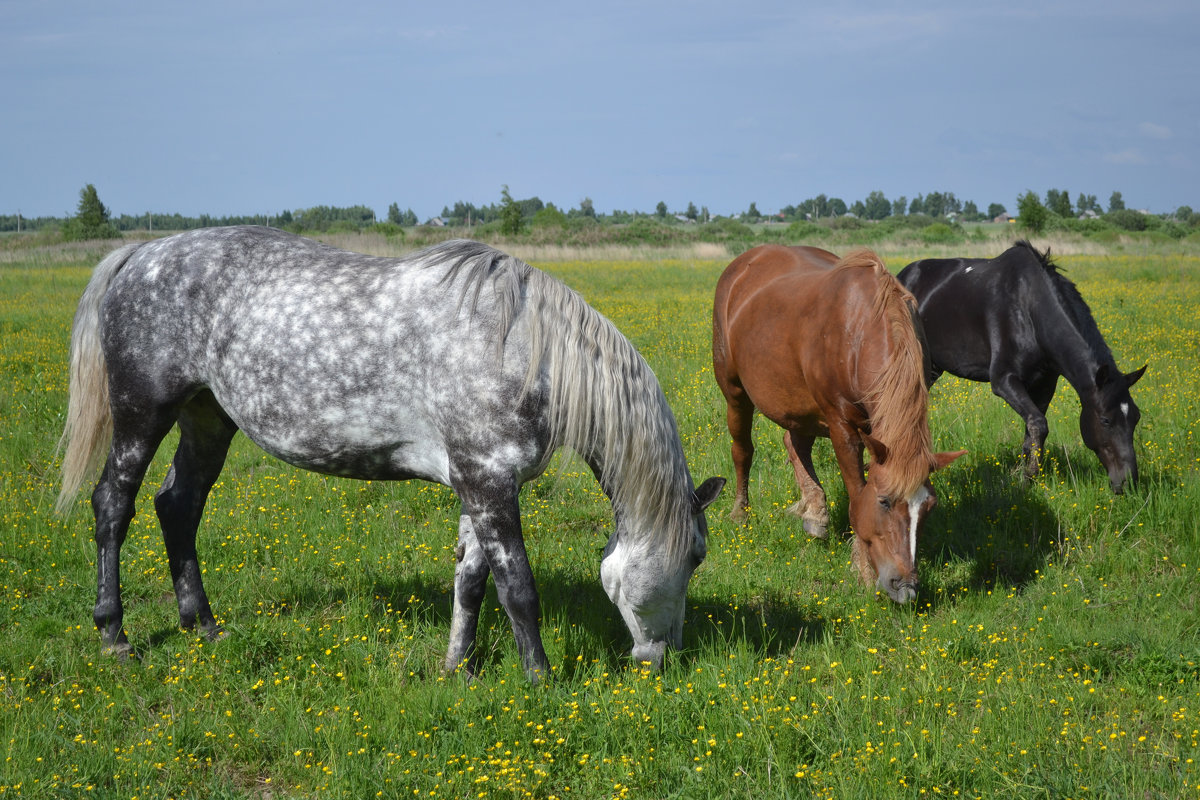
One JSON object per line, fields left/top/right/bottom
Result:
{"left": 6, "top": 183, "right": 1198, "bottom": 239}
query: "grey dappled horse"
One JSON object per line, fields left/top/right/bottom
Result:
{"left": 57, "top": 226, "right": 724, "bottom": 680}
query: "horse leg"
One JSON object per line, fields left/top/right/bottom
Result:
{"left": 154, "top": 392, "right": 237, "bottom": 641}
{"left": 91, "top": 409, "right": 179, "bottom": 656}
{"left": 455, "top": 477, "right": 549, "bottom": 682}
{"left": 443, "top": 513, "right": 491, "bottom": 676}
{"left": 725, "top": 395, "right": 756, "bottom": 522}
{"left": 827, "top": 423, "right": 875, "bottom": 586}
{"left": 991, "top": 372, "right": 1049, "bottom": 479}
{"left": 783, "top": 431, "right": 828, "bottom": 538}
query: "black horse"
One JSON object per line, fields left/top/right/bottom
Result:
{"left": 897, "top": 240, "right": 1146, "bottom": 494}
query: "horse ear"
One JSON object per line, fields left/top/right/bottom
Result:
{"left": 1125, "top": 364, "right": 1147, "bottom": 387}
{"left": 932, "top": 449, "right": 968, "bottom": 471}
{"left": 862, "top": 434, "right": 889, "bottom": 466}
{"left": 691, "top": 477, "right": 726, "bottom": 513}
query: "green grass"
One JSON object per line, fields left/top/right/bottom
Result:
{"left": 1, "top": 244, "right": 1198, "bottom": 798}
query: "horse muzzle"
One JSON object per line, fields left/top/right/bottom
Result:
{"left": 882, "top": 575, "right": 919, "bottom": 605}
{"left": 631, "top": 640, "right": 668, "bottom": 670}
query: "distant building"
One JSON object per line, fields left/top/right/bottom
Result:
{"left": 993, "top": 213, "right": 1013, "bottom": 224}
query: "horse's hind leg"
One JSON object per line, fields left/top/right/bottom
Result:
{"left": 443, "top": 513, "right": 491, "bottom": 676}
{"left": 725, "top": 394, "right": 756, "bottom": 522}
{"left": 154, "top": 391, "right": 237, "bottom": 641}
{"left": 91, "top": 408, "right": 179, "bottom": 656}
{"left": 783, "top": 431, "right": 828, "bottom": 538}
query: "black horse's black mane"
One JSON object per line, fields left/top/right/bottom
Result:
{"left": 1011, "top": 239, "right": 1114, "bottom": 364}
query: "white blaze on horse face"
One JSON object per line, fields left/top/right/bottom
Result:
{"left": 1120, "top": 402, "right": 1130, "bottom": 420}
{"left": 964, "top": 266, "right": 974, "bottom": 274}
{"left": 906, "top": 485, "right": 931, "bottom": 566}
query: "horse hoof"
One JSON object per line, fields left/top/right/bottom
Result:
{"left": 802, "top": 518, "right": 828, "bottom": 539}
{"left": 102, "top": 641, "right": 135, "bottom": 660}
{"left": 730, "top": 506, "right": 749, "bottom": 524}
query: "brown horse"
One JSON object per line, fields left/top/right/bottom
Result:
{"left": 712, "top": 245, "right": 965, "bottom": 603}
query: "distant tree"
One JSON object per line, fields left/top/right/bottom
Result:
{"left": 1108, "top": 191, "right": 1125, "bottom": 212}
{"left": 909, "top": 195, "right": 924, "bottom": 215}
{"left": 1045, "top": 189, "right": 1072, "bottom": 217}
{"left": 1176, "top": 205, "right": 1195, "bottom": 223}
{"left": 987, "top": 202, "right": 1006, "bottom": 220}
{"left": 655, "top": 201, "right": 668, "bottom": 218}
{"left": 828, "top": 198, "right": 847, "bottom": 217}
{"left": 387, "top": 202, "right": 402, "bottom": 225}
{"left": 1017, "top": 190, "right": 1048, "bottom": 234}
{"left": 892, "top": 196, "right": 908, "bottom": 217}
{"left": 925, "top": 191, "right": 946, "bottom": 218}
{"left": 499, "top": 185, "right": 523, "bottom": 235}
{"left": 962, "top": 200, "right": 979, "bottom": 221}
{"left": 863, "top": 190, "right": 891, "bottom": 220}
{"left": 531, "top": 204, "right": 568, "bottom": 229}
{"left": 685, "top": 201, "right": 698, "bottom": 221}
{"left": 578, "top": 197, "right": 596, "bottom": 218}
{"left": 700, "top": 205, "right": 710, "bottom": 222}
{"left": 850, "top": 200, "right": 866, "bottom": 218}
{"left": 63, "top": 183, "right": 120, "bottom": 241}
{"left": 746, "top": 202, "right": 761, "bottom": 221}
{"left": 803, "top": 194, "right": 830, "bottom": 219}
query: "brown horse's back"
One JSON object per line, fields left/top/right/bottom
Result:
{"left": 712, "top": 244, "right": 880, "bottom": 435}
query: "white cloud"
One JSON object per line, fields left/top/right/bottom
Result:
{"left": 1138, "top": 122, "right": 1173, "bottom": 140}
{"left": 1103, "top": 149, "right": 1148, "bottom": 165}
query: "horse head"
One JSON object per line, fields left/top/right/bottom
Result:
{"left": 1080, "top": 363, "right": 1146, "bottom": 494}
{"left": 600, "top": 476, "right": 724, "bottom": 667}
{"left": 851, "top": 437, "right": 965, "bottom": 604}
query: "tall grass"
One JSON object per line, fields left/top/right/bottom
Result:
{"left": 1, "top": 242, "right": 1197, "bottom": 798}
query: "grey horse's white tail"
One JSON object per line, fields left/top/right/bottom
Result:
{"left": 56, "top": 243, "right": 143, "bottom": 513}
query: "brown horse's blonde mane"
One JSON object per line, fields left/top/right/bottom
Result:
{"left": 836, "top": 249, "right": 934, "bottom": 499}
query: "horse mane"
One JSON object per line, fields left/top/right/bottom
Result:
{"left": 837, "top": 249, "right": 935, "bottom": 499}
{"left": 420, "top": 239, "right": 695, "bottom": 563}
{"left": 1012, "top": 239, "right": 1116, "bottom": 366}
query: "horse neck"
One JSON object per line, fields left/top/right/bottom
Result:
{"left": 859, "top": 275, "right": 935, "bottom": 497}
{"left": 1037, "top": 273, "right": 1115, "bottom": 396}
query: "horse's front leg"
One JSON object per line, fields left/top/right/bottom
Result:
{"left": 783, "top": 430, "right": 828, "bottom": 538}
{"left": 991, "top": 372, "right": 1049, "bottom": 479}
{"left": 827, "top": 424, "right": 875, "bottom": 586}
{"left": 443, "top": 514, "right": 491, "bottom": 676}
{"left": 456, "top": 478, "right": 549, "bottom": 683}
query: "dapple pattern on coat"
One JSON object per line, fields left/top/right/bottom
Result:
{"left": 58, "top": 226, "right": 723, "bottom": 680}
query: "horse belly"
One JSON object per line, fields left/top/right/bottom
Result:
{"left": 239, "top": 399, "right": 453, "bottom": 484}
{"left": 736, "top": 362, "right": 828, "bottom": 437}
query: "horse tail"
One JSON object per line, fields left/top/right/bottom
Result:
{"left": 56, "top": 242, "right": 143, "bottom": 514}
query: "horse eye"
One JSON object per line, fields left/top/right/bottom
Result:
{"left": 878, "top": 496, "right": 892, "bottom": 511}
{"left": 1100, "top": 416, "right": 1112, "bottom": 427}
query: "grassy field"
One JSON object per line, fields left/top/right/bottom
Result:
{"left": 1, "top": 238, "right": 1198, "bottom": 798}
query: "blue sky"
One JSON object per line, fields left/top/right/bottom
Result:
{"left": 3, "top": 0, "right": 1197, "bottom": 220}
